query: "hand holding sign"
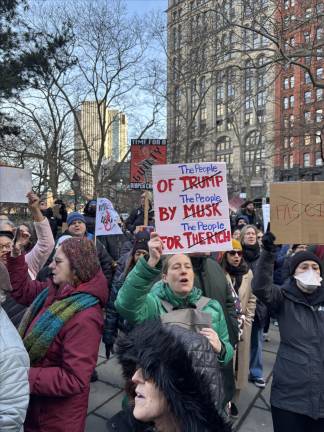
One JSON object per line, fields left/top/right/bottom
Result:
{"left": 147, "top": 232, "right": 164, "bottom": 268}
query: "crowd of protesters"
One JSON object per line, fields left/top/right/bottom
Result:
{"left": 1, "top": 194, "right": 324, "bottom": 432}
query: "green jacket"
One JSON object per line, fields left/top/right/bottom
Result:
{"left": 115, "top": 257, "right": 233, "bottom": 364}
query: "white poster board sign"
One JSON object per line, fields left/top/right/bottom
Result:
{"left": 262, "top": 204, "right": 270, "bottom": 232}
{"left": 95, "top": 197, "right": 122, "bottom": 236}
{"left": 152, "top": 162, "right": 232, "bottom": 254}
{"left": 0, "top": 167, "right": 32, "bottom": 203}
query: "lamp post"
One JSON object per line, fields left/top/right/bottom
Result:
{"left": 71, "top": 172, "right": 80, "bottom": 211}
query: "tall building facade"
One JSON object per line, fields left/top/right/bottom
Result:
{"left": 274, "top": 0, "right": 324, "bottom": 181}
{"left": 167, "top": 0, "right": 276, "bottom": 198}
{"left": 74, "top": 101, "right": 128, "bottom": 197}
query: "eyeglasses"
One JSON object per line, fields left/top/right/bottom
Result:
{"left": 228, "top": 250, "right": 242, "bottom": 257}
{"left": 0, "top": 243, "right": 12, "bottom": 252}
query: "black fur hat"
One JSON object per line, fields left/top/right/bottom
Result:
{"left": 116, "top": 320, "right": 231, "bottom": 432}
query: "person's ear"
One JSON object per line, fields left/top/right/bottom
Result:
{"left": 162, "top": 273, "right": 167, "bottom": 283}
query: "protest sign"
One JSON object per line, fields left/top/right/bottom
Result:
{"left": 270, "top": 181, "right": 324, "bottom": 244}
{"left": 152, "top": 162, "right": 232, "bottom": 254}
{"left": 130, "top": 139, "right": 167, "bottom": 190}
{"left": 95, "top": 198, "right": 122, "bottom": 236}
{"left": 262, "top": 204, "right": 270, "bottom": 232}
{"left": 0, "top": 167, "right": 32, "bottom": 203}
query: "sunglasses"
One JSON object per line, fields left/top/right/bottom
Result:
{"left": 228, "top": 250, "right": 243, "bottom": 257}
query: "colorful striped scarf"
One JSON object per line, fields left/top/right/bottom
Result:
{"left": 19, "top": 287, "right": 99, "bottom": 365}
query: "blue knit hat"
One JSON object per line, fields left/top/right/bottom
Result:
{"left": 67, "top": 212, "right": 86, "bottom": 226}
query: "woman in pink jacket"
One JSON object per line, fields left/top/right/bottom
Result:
{"left": 7, "top": 237, "right": 108, "bottom": 432}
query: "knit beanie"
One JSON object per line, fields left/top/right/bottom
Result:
{"left": 236, "top": 214, "right": 249, "bottom": 225}
{"left": 60, "top": 238, "right": 100, "bottom": 283}
{"left": 231, "top": 239, "right": 242, "bottom": 251}
{"left": 132, "top": 238, "right": 149, "bottom": 255}
{"left": 67, "top": 212, "right": 86, "bottom": 226}
{"left": 289, "top": 251, "right": 322, "bottom": 276}
{"left": 0, "top": 230, "right": 14, "bottom": 240}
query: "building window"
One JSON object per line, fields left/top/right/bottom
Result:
{"left": 303, "top": 153, "right": 310, "bottom": 167}
{"left": 304, "top": 111, "right": 311, "bottom": 123}
{"left": 283, "top": 155, "right": 288, "bottom": 169}
{"left": 243, "top": 112, "right": 251, "bottom": 126}
{"left": 304, "top": 134, "right": 311, "bottom": 146}
{"left": 289, "top": 114, "right": 294, "bottom": 127}
{"left": 245, "top": 96, "right": 253, "bottom": 110}
{"left": 316, "top": 109, "right": 323, "bottom": 123}
{"left": 316, "top": 131, "right": 322, "bottom": 144}
{"left": 283, "top": 78, "right": 289, "bottom": 89}
{"left": 317, "top": 88, "right": 324, "bottom": 101}
{"left": 283, "top": 97, "right": 289, "bottom": 109}
{"left": 216, "top": 119, "right": 224, "bottom": 131}
{"left": 216, "top": 103, "right": 224, "bottom": 116}
{"left": 257, "top": 91, "right": 266, "bottom": 107}
{"left": 317, "top": 67, "right": 323, "bottom": 79}
{"left": 304, "top": 31, "right": 311, "bottom": 43}
{"left": 289, "top": 153, "right": 294, "bottom": 168}
{"left": 289, "top": 95, "right": 294, "bottom": 107}
{"left": 304, "top": 91, "right": 312, "bottom": 103}
{"left": 316, "top": 151, "right": 323, "bottom": 166}
{"left": 305, "top": 72, "right": 311, "bottom": 84}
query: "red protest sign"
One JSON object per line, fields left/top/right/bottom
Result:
{"left": 130, "top": 139, "right": 167, "bottom": 190}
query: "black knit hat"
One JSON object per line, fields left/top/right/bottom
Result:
{"left": 289, "top": 251, "right": 322, "bottom": 276}
{"left": 132, "top": 238, "right": 149, "bottom": 255}
{"left": 0, "top": 231, "right": 14, "bottom": 240}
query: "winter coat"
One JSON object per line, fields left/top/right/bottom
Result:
{"left": 115, "top": 257, "right": 233, "bottom": 364}
{"left": 252, "top": 249, "right": 324, "bottom": 419}
{"left": 111, "top": 320, "right": 232, "bottom": 432}
{"left": 6, "top": 254, "right": 108, "bottom": 432}
{"left": 25, "top": 218, "right": 55, "bottom": 280}
{"left": 236, "top": 209, "right": 262, "bottom": 228}
{"left": 191, "top": 256, "right": 239, "bottom": 347}
{"left": 3, "top": 218, "right": 55, "bottom": 327}
{"left": 243, "top": 247, "right": 268, "bottom": 328}
{"left": 0, "top": 307, "right": 30, "bottom": 432}
{"left": 125, "top": 207, "right": 154, "bottom": 233}
{"left": 226, "top": 271, "right": 256, "bottom": 390}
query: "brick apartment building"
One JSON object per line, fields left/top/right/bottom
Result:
{"left": 275, "top": 0, "right": 324, "bottom": 181}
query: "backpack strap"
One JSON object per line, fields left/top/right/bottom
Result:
{"left": 160, "top": 296, "right": 210, "bottom": 313}
{"left": 195, "top": 296, "right": 211, "bottom": 311}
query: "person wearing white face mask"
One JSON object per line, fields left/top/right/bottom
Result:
{"left": 252, "top": 232, "right": 324, "bottom": 432}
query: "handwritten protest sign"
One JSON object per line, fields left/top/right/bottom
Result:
{"left": 95, "top": 198, "right": 122, "bottom": 236}
{"left": 270, "top": 181, "right": 324, "bottom": 244}
{"left": 0, "top": 167, "right": 32, "bottom": 203}
{"left": 262, "top": 204, "right": 270, "bottom": 232}
{"left": 130, "top": 139, "right": 167, "bottom": 190}
{"left": 152, "top": 162, "right": 232, "bottom": 254}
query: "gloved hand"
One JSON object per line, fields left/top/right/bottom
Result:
{"left": 262, "top": 232, "right": 276, "bottom": 252}
{"left": 105, "top": 344, "right": 114, "bottom": 360}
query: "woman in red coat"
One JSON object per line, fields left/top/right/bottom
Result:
{"left": 6, "top": 237, "right": 108, "bottom": 432}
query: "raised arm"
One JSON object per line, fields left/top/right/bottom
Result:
{"left": 115, "top": 233, "right": 163, "bottom": 324}
{"left": 7, "top": 254, "right": 48, "bottom": 306}
{"left": 252, "top": 232, "right": 284, "bottom": 312}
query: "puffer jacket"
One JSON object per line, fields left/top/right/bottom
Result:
{"left": 7, "top": 254, "right": 108, "bottom": 432}
{"left": 108, "top": 320, "right": 231, "bottom": 432}
{"left": 0, "top": 307, "right": 30, "bottom": 431}
{"left": 115, "top": 257, "right": 233, "bottom": 364}
{"left": 252, "top": 249, "right": 324, "bottom": 419}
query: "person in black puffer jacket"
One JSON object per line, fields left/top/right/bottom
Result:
{"left": 240, "top": 224, "right": 268, "bottom": 388}
{"left": 254, "top": 232, "right": 324, "bottom": 432}
{"left": 107, "top": 320, "right": 232, "bottom": 432}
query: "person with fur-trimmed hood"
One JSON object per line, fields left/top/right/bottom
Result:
{"left": 107, "top": 319, "right": 232, "bottom": 432}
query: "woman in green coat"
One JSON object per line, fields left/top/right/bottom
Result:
{"left": 115, "top": 233, "right": 233, "bottom": 364}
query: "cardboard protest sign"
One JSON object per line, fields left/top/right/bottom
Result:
{"left": 95, "top": 198, "right": 122, "bottom": 236}
{"left": 270, "top": 181, "right": 324, "bottom": 244}
{"left": 152, "top": 162, "right": 232, "bottom": 254}
{"left": 130, "top": 139, "right": 167, "bottom": 190}
{"left": 0, "top": 167, "right": 32, "bottom": 203}
{"left": 262, "top": 204, "right": 270, "bottom": 232}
